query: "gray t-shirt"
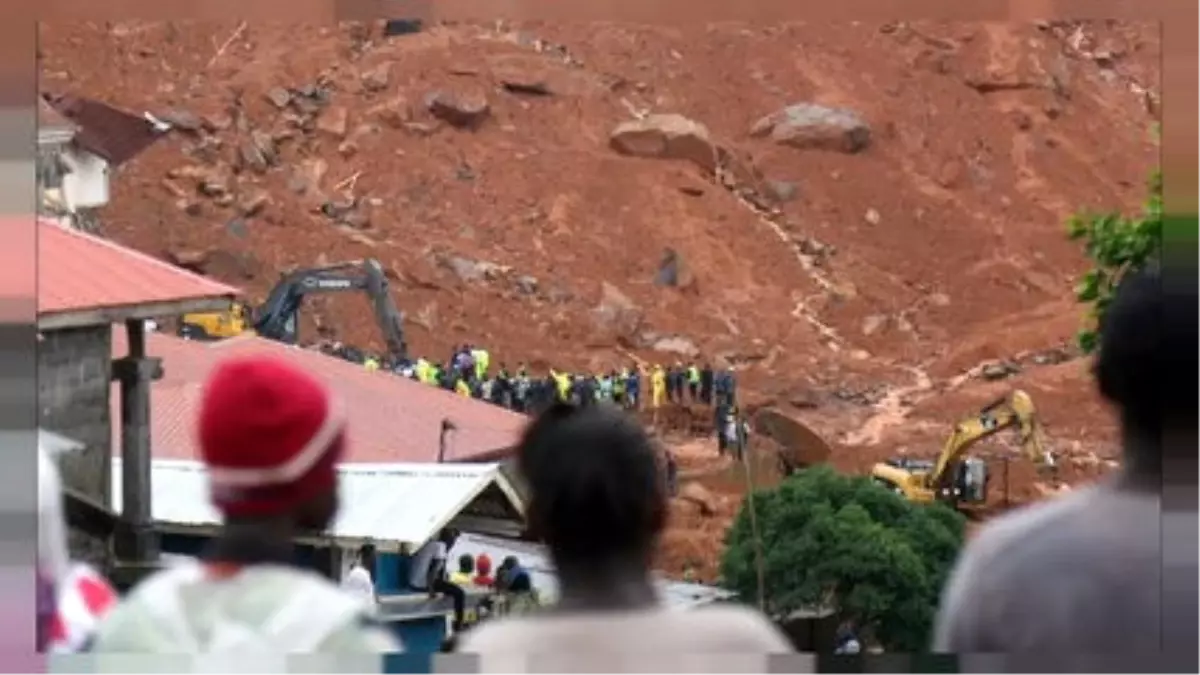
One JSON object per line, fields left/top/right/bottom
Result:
{"left": 459, "top": 604, "right": 793, "bottom": 673}
{"left": 934, "top": 478, "right": 1198, "bottom": 671}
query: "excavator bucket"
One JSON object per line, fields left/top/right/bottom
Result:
{"left": 751, "top": 407, "right": 834, "bottom": 475}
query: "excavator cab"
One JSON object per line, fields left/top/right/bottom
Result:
{"left": 952, "top": 457, "right": 989, "bottom": 504}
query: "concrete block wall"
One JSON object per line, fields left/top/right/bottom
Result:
{"left": 38, "top": 325, "right": 112, "bottom": 505}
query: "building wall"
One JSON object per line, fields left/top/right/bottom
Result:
{"left": 38, "top": 326, "right": 112, "bottom": 505}
{"left": 61, "top": 148, "right": 110, "bottom": 211}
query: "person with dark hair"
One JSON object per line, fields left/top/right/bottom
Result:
{"left": 459, "top": 403, "right": 791, "bottom": 667}
{"left": 450, "top": 554, "right": 475, "bottom": 585}
{"left": 89, "top": 356, "right": 399, "bottom": 654}
{"left": 342, "top": 543, "right": 377, "bottom": 604}
{"left": 934, "top": 264, "right": 1198, "bottom": 669}
{"left": 410, "top": 528, "right": 467, "bottom": 632}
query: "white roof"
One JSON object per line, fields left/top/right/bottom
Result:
{"left": 111, "top": 460, "right": 525, "bottom": 550}
{"left": 452, "top": 533, "right": 736, "bottom": 610}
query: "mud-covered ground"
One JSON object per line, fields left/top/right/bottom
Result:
{"left": 40, "top": 20, "right": 1158, "bottom": 578}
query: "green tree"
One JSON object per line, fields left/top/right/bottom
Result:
{"left": 1066, "top": 168, "right": 1162, "bottom": 353}
{"left": 720, "top": 466, "right": 966, "bottom": 652}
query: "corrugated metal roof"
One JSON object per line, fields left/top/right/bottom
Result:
{"left": 112, "top": 460, "right": 524, "bottom": 550}
{"left": 42, "top": 93, "right": 165, "bottom": 167}
{"left": 110, "top": 332, "right": 526, "bottom": 464}
{"left": 38, "top": 219, "right": 240, "bottom": 319}
{"left": 452, "top": 533, "right": 737, "bottom": 610}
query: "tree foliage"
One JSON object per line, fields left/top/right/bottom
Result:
{"left": 720, "top": 465, "right": 966, "bottom": 652}
{"left": 1066, "top": 168, "right": 1162, "bottom": 353}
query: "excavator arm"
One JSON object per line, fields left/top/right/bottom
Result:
{"left": 927, "top": 389, "right": 1055, "bottom": 490}
{"left": 252, "top": 259, "right": 408, "bottom": 362}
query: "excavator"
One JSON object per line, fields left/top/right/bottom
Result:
{"left": 869, "top": 389, "right": 1057, "bottom": 509}
{"left": 178, "top": 258, "right": 408, "bottom": 362}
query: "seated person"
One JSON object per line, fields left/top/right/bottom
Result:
{"left": 449, "top": 554, "right": 475, "bottom": 586}
{"left": 473, "top": 554, "right": 495, "bottom": 588}
{"left": 408, "top": 528, "right": 466, "bottom": 632}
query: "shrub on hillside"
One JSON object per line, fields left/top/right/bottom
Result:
{"left": 720, "top": 465, "right": 966, "bottom": 652}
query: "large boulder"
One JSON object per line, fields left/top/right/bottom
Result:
{"left": 591, "top": 281, "right": 644, "bottom": 342}
{"left": 752, "top": 407, "right": 834, "bottom": 473}
{"left": 425, "top": 89, "right": 490, "bottom": 129}
{"left": 609, "top": 114, "right": 721, "bottom": 172}
{"left": 750, "top": 103, "right": 871, "bottom": 154}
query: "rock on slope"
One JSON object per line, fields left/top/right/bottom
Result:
{"left": 40, "top": 21, "right": 1158, "bottom": 557}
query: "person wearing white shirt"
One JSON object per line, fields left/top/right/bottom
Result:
{"left": 342, "top": 543, "right": 377, "bottom": 606}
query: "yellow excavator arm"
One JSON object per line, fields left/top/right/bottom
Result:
{"left": 928, "top": 389, "right": 1055, "bottom": 488}
{"left": 871, "top": 389, "right": 1056, "bottom": 505}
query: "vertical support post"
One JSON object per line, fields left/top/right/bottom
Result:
{"left": 115, "top": 319, "right": 158, "bottom": 565}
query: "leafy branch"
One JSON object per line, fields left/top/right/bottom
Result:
{"left": 1066, "top": 168, "right": 1162, "bottom": 352}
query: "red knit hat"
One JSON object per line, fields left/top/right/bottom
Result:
{"left": 197, "top": 355, "right": 346, "bottom": 517}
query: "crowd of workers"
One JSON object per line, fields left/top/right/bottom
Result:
{"left": 320, "top": 341, "right": 752, "bottom": 458}
{"left": 34, "top": 265, "right": 1196, "bottom": 669}
{"left": 318, "top": 341, "right": 740, "bottom": 414}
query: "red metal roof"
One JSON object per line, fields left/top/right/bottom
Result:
{"left": 38, "top": 219, "right": 239, "bottom": 317}
{"left": 111, "top": 332, "right": 525, "bottom": 464}
{"left": 0, "top": 217, "right": 36, "bottom": 300}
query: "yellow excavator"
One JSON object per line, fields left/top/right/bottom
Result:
{"left": 179, "top": 258, "right": 408, "bottom": 362}
{"left": 869, "top": 389, "right": 1056, "bottom": 508}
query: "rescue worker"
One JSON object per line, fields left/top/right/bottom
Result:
{"left": 598, "top": 372, "right": 614, "bottom": 402}
{"left": 553, "top": 370, "right": 571, "bottom": 403}
{"left": 716, "top": 402, "right": 731, "bottom": 456}
{"left": 626, "top": 366, "right": 641, "bottom": 410}
{"left": 649, "top": 365, "right": 665, "bottom": 410}
{"left": 494, "top": 365, "right": 513, "bottom": 408}
{"left": 699, "top": 363, "right": 714, "bottom": 405}
{"left": 669, "top": 363, "right": 686, "bottom": 403}
{"left": 514, "top": 367, "right": 531, "bottom": 413}
{"left": 714, "top": 367, "right": 737, "bottom": 406}
{"left": 472, "top": 346, "right": 490, "bottom": 381}
{"left": 611, "top": 369, "right": 625, "bottom": 406}
{"left": 722, "top": 407, "right": 749, "bottom": 461}
{"left": 398, "top": 360, "right": 416, "bottom": 379}
{"left": 455, "top": 377, "right": 472, "bottom": 398}
{"left": 456, "top": 346, "right": 476, "bottom": 381}
{"left": 686, "top": 362, "right": 701, "bottom": 402}
{"left": 416, "top": 357, "right": 431, "bottom": 384}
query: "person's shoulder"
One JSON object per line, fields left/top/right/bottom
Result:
{"left": 678, "top": 605, "right": 794, "bottom": 650}
{"left": 966, "top": 483, "right": 1120, "bottom": 564}
{"left": 457, "top": 617, "right": 540, "bottom": 653}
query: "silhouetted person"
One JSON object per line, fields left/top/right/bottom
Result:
{"left": 699, "top": 363, "right": 714, "bottom": 405}
{"left": 459, "top": 403, "right": 791, "bottom": 669}
{"left": 934, "top": 264, "right": 1198, "bottom": 671}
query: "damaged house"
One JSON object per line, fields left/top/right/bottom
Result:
{"left": 37, "top": 93, "right": 166, "bottom": 232}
